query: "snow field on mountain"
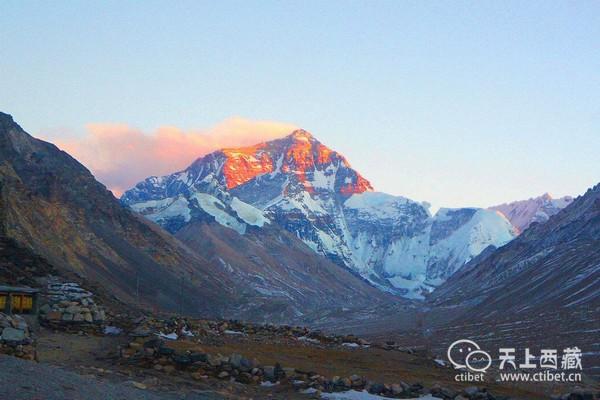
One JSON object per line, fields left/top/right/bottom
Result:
{"left": 230, "top": 197, "right": 269, "bottom": 227}
{"left": 129, "top": 196, "right": 192, "bottom": 224}
{"left": 192, "top": 193, "right": 246, "bottom": 234}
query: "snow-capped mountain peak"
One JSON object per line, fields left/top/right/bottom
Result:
{"left": 122, "top": 129, "right": 517, "bottom": 299}
{"left": 288, "top": 128, "right": 314, "bottom": 140}
{"left": 187, "top": 129, "right": 374, "bottom": 196}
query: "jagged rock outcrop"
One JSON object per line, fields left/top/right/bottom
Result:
{"left": 489, "top": 193, "right": 573, "bottom": 232}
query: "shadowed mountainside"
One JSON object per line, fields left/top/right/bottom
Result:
{"left": 0, "top": 112, "right": 239, "bottom": 317}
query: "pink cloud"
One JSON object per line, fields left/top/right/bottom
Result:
{"left": 46, "top": 117, "right": 298, "bottom": 197}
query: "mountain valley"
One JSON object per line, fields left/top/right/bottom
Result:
{"left": 1, "top": 112, "right": 598, "bottom": 398}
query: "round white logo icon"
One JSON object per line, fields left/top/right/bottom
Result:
{"left": 447, "top": 339, "right": 492, "bottom": 373}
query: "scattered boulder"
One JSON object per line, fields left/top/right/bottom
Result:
{"left": 430, "top": 384, "right": 458, "bottom": 399}
{"left": 1, "top": 327, "right": 26, "bottom": 342}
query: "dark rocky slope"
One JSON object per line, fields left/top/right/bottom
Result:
{"left": 427, "top": 183, "right": 600, "bottom": 376}
{"left": 0, "top": 112, "right": 245, "bottom": 317}
{"left": 175, "top": 221, "right": 392, "bottom": 323}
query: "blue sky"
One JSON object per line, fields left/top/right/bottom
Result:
{"left": 1, "top": 1, "right": 599, "bottom": 208}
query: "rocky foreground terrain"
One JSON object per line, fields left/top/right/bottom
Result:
{"left": 15, "top": 320, "right": 542, "bottom": 399}
{"left": 2, "top": 293, "right": 597, "bottom": 400}
{"left": 4, "top": 274, "right": 587, "bottom": 399}
{"left": 0, "top": 354, "right": 223, "bottom": 400}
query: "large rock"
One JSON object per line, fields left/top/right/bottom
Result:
{"left": 1, "top": 327, "right": 26, "bottom": 342}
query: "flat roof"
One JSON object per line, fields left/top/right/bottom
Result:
{"left": 0, "top": 285, "right": 40, "bottom": 294}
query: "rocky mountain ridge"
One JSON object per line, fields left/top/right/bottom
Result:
{"left": 489, "top": 193, "right": 573, "bottom": 232}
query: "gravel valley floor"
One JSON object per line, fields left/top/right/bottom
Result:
{"left": 0, "top": 354, "right": 223, "bottom": 400}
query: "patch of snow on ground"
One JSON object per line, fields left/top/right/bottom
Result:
{"left": 430, "top": 208, "right": 515, "bottom": 270}
{"left": 316, "top": 229, "right": 340, "bottom": 254}
{"left": 276, "top": 191, "right": 327, "bottom": 215}
{"left": 176, "top": 171, "right": 190, "bottom": 185}
{"left": 321, "top": 390, "right": 436, "bottom": 400}
{"left": 298, "top": 336, "right": 320, "bottom": 344}
{"left": 157, "top": 332, "right": 178, "bottom": 340}
{"left": 129, "top": 197, "right": 173, "bottom": 212}
{"left": 217, "top": 258, "right": 235, "bottom": 273}
{"left": 155, "top": 197, "right": 192, "bottom": 222}
{"left": 224, "top": 330, "right": 245, "bottom": 336}
{"left": 103, "top": 326, "right": 122, "bottom": 335}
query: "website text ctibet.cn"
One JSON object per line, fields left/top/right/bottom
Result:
{"left": 447, "top": 339, "right": 583, "bottom": 383}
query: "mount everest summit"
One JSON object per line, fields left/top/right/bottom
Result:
{"left": 122, "top": 129, "right": 523, "bottom": 299}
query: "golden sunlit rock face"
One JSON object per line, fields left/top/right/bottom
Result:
{"left": 221, "top": 129, "right": 373, "bottom": 195}
{"left": 222, "top": 144, "right": 274, "bottom": 189}
{"left": 339, "top": 175, "right": 373, "bottom": 195}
